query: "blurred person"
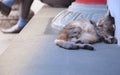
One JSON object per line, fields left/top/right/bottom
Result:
{"left": 1, "top": 0, "right": 33, "bottom": 33}
{"left": 1, "top": 0, "right": 75, "bottom": 33}
{"left": 51, "top": 0, "right": 107, "bottom": 30}
{"left": 107, "top": 0, "right": 120, "bottom": 45}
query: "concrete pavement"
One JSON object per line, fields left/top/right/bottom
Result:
{"left": 0, "top": 0, "right": 43, "bottom": 55}
{"left": 0, "top": 33, "right": 17, "bottom": 55}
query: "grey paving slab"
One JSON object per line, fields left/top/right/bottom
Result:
{"left": 0, "top": 32, "right": 17, "bottom": 55}
{"left": 0, "top": 1, "right": 43, "bottom": 55}
{"left": 0, "top": 6, "right": 120, "bottom": 75}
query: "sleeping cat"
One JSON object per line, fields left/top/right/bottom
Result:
{"left": 54, "top": 11, "right": 117, "bottom": 50}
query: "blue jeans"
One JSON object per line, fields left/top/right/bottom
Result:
{"left": 107, "top": 0, "right": 120, "bottom": 45}
{"left": 2, "top": 0, "right": 16, "bottom": 7}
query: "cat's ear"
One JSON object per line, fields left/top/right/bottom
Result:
{"left": 106, "top": 10, "right": 111, "bottom": 17}
{"left": 105, "top": 10, "right": 115, "bottom": 24}
{"left": 90, "top": 20, "right": 96, "bottom": 26}
{"left": 106, "top": 10, "right": 113, "bottom": 18}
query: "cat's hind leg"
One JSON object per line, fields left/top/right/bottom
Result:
{"left": 55, "top": 39, "right": 80, "bottom": 50}
{"left": 55, "top": 39, "right": 94, "bottom": 50}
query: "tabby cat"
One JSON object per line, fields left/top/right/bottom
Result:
{"left": 54, "top": 11, "right": 117, "bottom": 50}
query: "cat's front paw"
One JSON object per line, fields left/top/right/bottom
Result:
{"left": 104, "top": 37, "right": 117, "bottom": 44}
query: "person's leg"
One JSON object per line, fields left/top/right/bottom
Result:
{"left": 107, "top": 0, "right": 120, "bottom": 45}
{"left": 41, "top": 0, "right": 75, "bottom": 7}
{"left": 51, "top": 1, "right": 107, "bottom": 30}
{"left": 17, "top": 0, "right": 33, "bottom": 28}
{"left": 114, "top": 15, "right": 120, "bottom": 45}
{"left": 1, "top": 0, "right": 33, "bottom": 33}
{"left": 0, "top": 0, "right": 16, "bottom": 16}
{"left": 2, "top": 0, "right": 16, "bottom": 7}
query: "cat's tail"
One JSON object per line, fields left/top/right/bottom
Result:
{"left": 54, "top": 39, "right": 94, "bottom": 50}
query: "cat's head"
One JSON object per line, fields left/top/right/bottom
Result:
{"left": 97, "top": 11, "right": 115, "bottom": 36}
